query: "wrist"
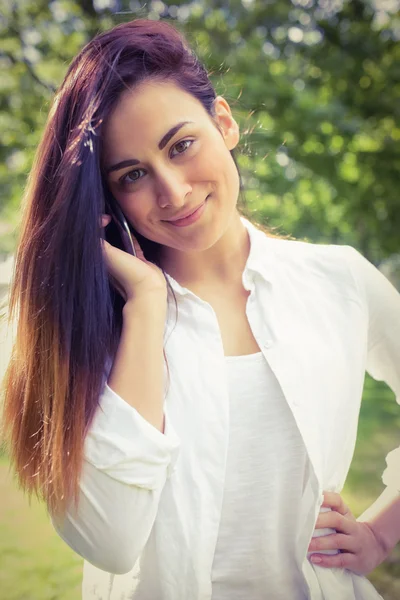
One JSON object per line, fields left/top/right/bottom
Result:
{"left": 123, "top": 292, "right": 167, "bottom": 318}
{"left": 359, "top": 488, "right": 400, "bottom": 557}
{"left": 363, "top": 521, "right": 392, "bottom": 561}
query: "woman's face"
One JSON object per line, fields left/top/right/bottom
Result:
{"left": 101, "top": 79, "right": 240, "bottom": 253}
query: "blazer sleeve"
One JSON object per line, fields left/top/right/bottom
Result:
{"left": 51, "top": 381, "right": 180, "bottom": 575}
{"left": 346, "top": 246, "right": 400, "bottom": 492}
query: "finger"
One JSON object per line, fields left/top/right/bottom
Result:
{"left": 309, "top": 533, "right": 358, "bottom": 554}
{"left": 100, "top": 240, "right": 128, "bottom": 300}
{"left": 315, "top": 511, "right": 354, "bottom": 535}
{"left": 131, "top": 235, "right": 146, "bottom": 261}
{"left": 101, "top": 214, "right": 112, "bottom": 228}
{"left": 322, "top": 491, "right": 350, "bottom": 516}
{"left": 309, "top": 551, "right": 358, "bottom": 571}
{"left": 101, "top": 238, "right": 118, "bottom": 268}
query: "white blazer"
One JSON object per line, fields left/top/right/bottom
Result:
{"left": 52, "top": 217, "right": 400, "bottom": 600}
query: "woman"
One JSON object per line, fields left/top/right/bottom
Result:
{"left": 2, "top": 18, "right": 400, "bottom": 600}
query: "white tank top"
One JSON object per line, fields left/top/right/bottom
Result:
{"left": 211, "top": 351, "right": 309, "bottom": 600}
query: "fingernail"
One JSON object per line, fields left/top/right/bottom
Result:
{"left": 310, "top": 555, "right": 322, "bottom": 563}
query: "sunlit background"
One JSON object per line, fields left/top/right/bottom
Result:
{"left": 0, "top": 0, "right": 399, "bottom": 598}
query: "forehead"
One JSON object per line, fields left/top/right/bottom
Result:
{"left": 103, "top": 80, "right": 209, "bottom": 151}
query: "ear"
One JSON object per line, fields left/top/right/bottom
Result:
{"left": 212, "top": 96, "right": 240, "bottom": 151}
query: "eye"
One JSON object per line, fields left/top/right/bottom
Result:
{"left": 170, "top": 139, "right": 194, "bottom": 157}
{"left": 120, "top": 168, "right": 146, "bottom": 186}
{"left": 119, "top": 139, "right": 194, "bottom": 187}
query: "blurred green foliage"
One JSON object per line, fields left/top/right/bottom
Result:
{"left": 0, "top": 0, "right": 399, "bottom": 260}
{"left": 0, "top": 3, "right": 400, "bottom": 597}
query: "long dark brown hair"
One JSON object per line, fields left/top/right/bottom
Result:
{"left": 1, "top": 18, "right": 286, "bottom": 519}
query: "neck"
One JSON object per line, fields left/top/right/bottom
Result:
{"left": 159, "top": 211, "right": 250, "bottom": 290}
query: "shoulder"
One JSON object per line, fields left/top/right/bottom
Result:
{"left": 254, "top": 226, "right": 363, "bottom": 304}
{"left": 267, "top": 234, "right": 400, "bottom": 329}
{"left": 267, "top": 234, "right": 357, "bottom": 273}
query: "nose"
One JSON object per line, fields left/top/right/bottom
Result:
{"left": 155, "top": 165, "right": 192, "bottom": 209}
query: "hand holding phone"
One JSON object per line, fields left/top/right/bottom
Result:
{"left": 106, "top": 200, "right": 137, "bottom": 257}
{"left": 100, "top": 206, "right": 167, "bottom": 302}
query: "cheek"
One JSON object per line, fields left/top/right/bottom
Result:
{"left": 116, "top": 193, "right": 150, "bottom": 229}
{"left": 199, "top": 141, "right": 238, "bottom": 183}
{"left": 197, "top": 142, "right": 226, "bottom": 173}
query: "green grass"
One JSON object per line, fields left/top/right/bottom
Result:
{"left": 342, "top": 374, "right": 400, "bottom": 600}
{"left": 0, "top": 454, "right": 82, "bottom": 600}
{"left": 344, "top": 374, "right": 400, "bottom": 511}
{"left": 0, "top": 374, "right": 399, "bottom": 599}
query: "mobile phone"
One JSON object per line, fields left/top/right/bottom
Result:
{"left": 106, "top": 200, "right": 137, "bottom": 257}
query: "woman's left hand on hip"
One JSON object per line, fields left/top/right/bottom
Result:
{"left": 307, "top": 491, "right": 387, "bottom": 575}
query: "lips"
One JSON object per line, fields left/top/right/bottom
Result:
{"left": 165, "top": 202, "right": 205, "bottom": 223}
{"left": 163, "top": 197, "right": 208, "bottom": 227}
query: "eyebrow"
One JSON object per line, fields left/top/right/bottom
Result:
{"left": 105, "top": 120, "right": 194, "bottom": 175}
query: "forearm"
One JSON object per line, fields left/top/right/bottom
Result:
{"left": 357, "top": 486, "right": 400, "bottom": 555}
{"left": 53, "top": 296, "right": 178, "bottom": 572}
{"left": 107, "top": 294, "right": 167, "bottom": 432}
{"left": 52, "top": 459, "right": 163, "bottom": 574}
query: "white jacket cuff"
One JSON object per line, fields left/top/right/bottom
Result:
{"left": 84, "top": 383, "right": 180, "bottom": 490}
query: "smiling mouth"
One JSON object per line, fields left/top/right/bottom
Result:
{"left": 162, "top": 195, "right": 210, "bottom": 223}
{"left": 161, "top": 195, "right": 210, "bottom": 227}
{"left": 166, "top": 205, "right": 202, "bottom": 222}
